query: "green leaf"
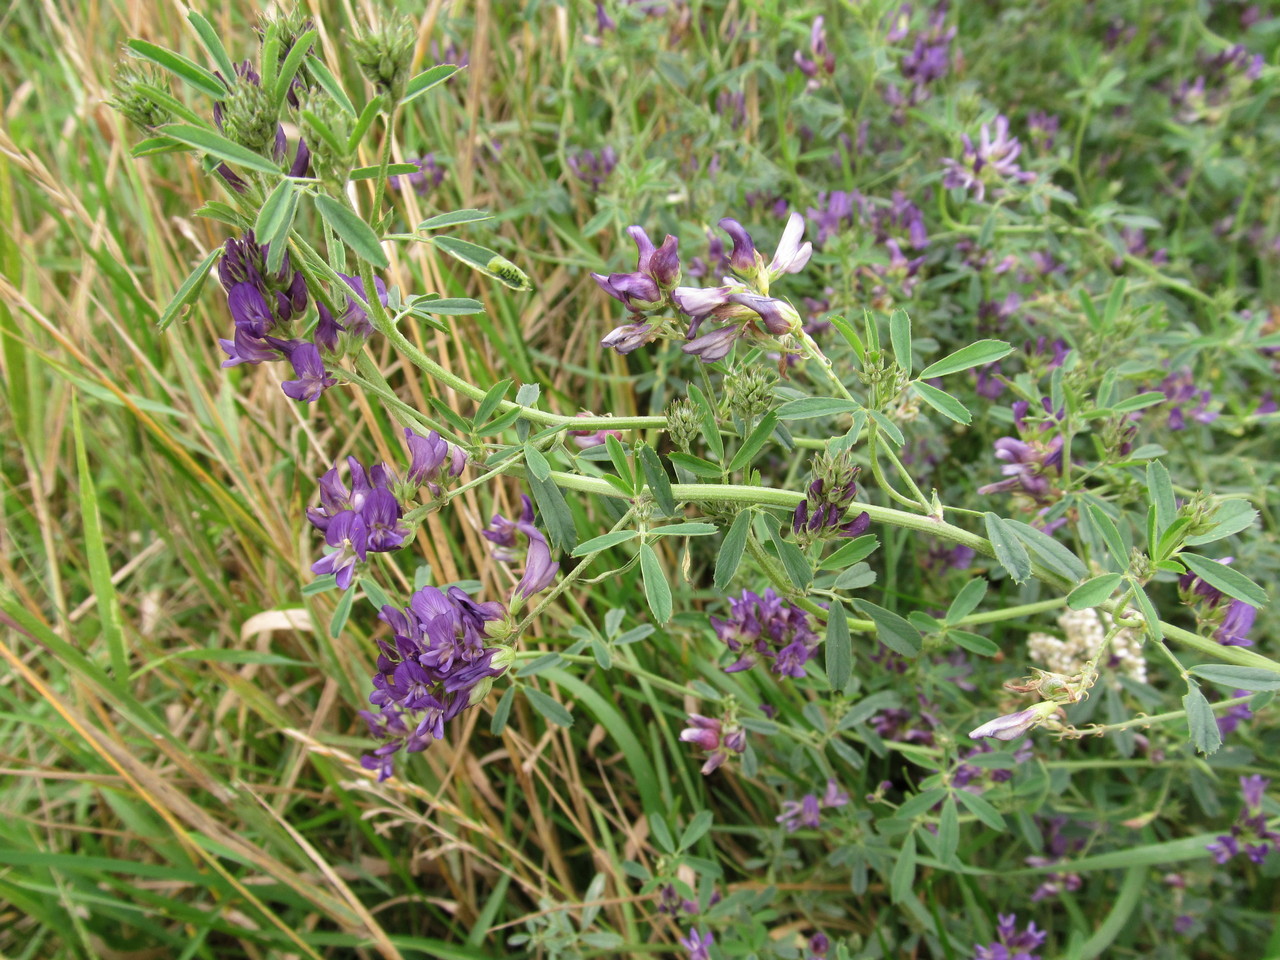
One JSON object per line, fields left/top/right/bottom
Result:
{"left": 158, "top": 246, "right": 222, "bottom": 331}
{"left": 912, "top": 381, "right": 972, "bottom": 424}
{"left": 768, "top": 523, "right": 812, "bottom": 589}
{"left": 1004, "top": 519, "right": 1088, "bottom": 581}
{"left": 348, "top": 94, "right": 384, "bottom": 151}
{"left": 475, "top": 379, "right": 512, "bottom": 425}
{"left": 401, "top": 63, "right": 460, "bottom": 104}
{"left": 638, "top": 444, "right": 676, "bottom": 517}
{"left": 679, "top": 811, "right": 714, "bottom": 851}
{"left": 254, "top": 177, "right": 297, "bottom": 250}
{"left": 1146, "top": 461, "right": 1176, "bottom": 541}
{"left": 489, "top": 686, "right": 515, "bottom": 734}
{"left": 854, "top": 600, "right": 922, "bottom": 657}
{"left": 304, "top": 56, "right": 355, "bottom": 114}
{"left": 955, "top": 787, "right": 1006, "bottom": 830}
{"left": 1190, "top": 665, "right": 1280, "bottom": 691}
{"left": 687, "top": 383, "right": 723, "bottom": 460}
{"left": 1085, "top": 502, "right": 1128, "bottom": 568}
{"left": 639, "top": 544, "right": 672, "bottom": 624}
{"left": 984, "top": 513, "right": 1033, "bottom": 584}
{"left": 525, "top": 688, "right": 574, "bottom": 728}
{"left": 605, "top": 434, "right": 634, "bottom": 492}
{"left": 945, "top": 579, "right": 988, "bottom": 624}
{"left": 1179, "top": 554, "right": 1268, "bottom": 608}
{"left": 126, "top": 39, "right": 226, "bottom": 98}
{"left": 313, "top": 194, "right": 389, "bottom": 268}
{"left": 72, "top": 396, "right": 127, "bottom": 678}
{"left": 329, "top": 585, "right": 355, "bottom": 639}
{"left": 1130, "top": 584, "right": 1163, "bottom": 643}
{"left": 1112, "top": 391, "right": 1167, "bottom": 414}
{"left": 571, "top": 530, "right": 638, "bottom": 556}
{"left": 527, "top": 470, "right": 577, "bottom": 553}
{"left": 417, "top": 209, "right": 494, "bottom": 230}
{"left": 649, "top": 522, "right": 719, "bottom": 537}
{"left": 937, "top": 796, "right": 959, "bottom": 865}
{"left": 919, "top": 339, "right": 1013, "bottom": 378}
{"left": 186, "top": 11, "right": 237, "bottom": 81}
{"left": 868, "top": 409, "right": 904, "bottom": 446}
{"left": 130, "top": 136, "right": 187, "bottom": 158}
{"left": 668, "top": 452, "right": 722, "bottom": 478}
{"left": 889, "top": 308, "right": 913, "bottom": 371}
{"left": 649, "top": 814, "right": 675, "bottom": 853}
{"left": 820, "top": 534, "right": 879, "bottom": 570}
{"left": 949, "top": 630, "right": 999, "bottom": 657}
{"left": 273, "top": 29, "right": 316, "bottom": 107}
{"left": 890, "top": 831, "right": 917, "bottom": 904}
{"left": 1183, "top": 686, "right": 1222, "bottom": 756}
{"left": 1184, "top": 499, "right": 1259, "bottom": 546}
{"left": 432, "top": 236, "right": 531, "bottom": 290}
{"left": 409, "top": 296, "right": 486, "bottom": 316}
{"left": 776, "top": 397, "right": 860, "bottom": 420}
{"left": 160, "top": 124, "right": 283, "bottom": 175}
{"left": 524, "top": 444, "right": 551, "bottom": 481}
{"left": 715, "top": 511, "right": 752, "bottom": 592}
{"left": 349, "top": 162, "right": 422, "bottom": 180}
{"left": 825, "top": 602, "right": 852, "bottom": 692}
{"left": 516, "top": 653, "right": 563, "bottom": 677}
{"left": 727, "top": 411, "right": 779, "bottom": 473}
{"left": 1068, "top": 573, "right": 1123, "bottom": 610}
{"left": 360, "top": 578, "right": 391, "bottom": 611}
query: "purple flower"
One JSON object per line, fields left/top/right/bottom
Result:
{"left": 274, "top": 340, "right": 337, "bottom": 403}
{"left": 974, "top": 914, "right": 1047, "bottom": 960}
{"left": 969, "top": 702, "right": 1057, "bottom": 742}
{"left": 942, "top": 115, "right": 1036, "bottom": 202}
{"left": 1207, "top": 775, "right": 1280, "bottom": 865}
{"left": 311, "top": 510, "right": 368, "bottom": 590}
{"left": 1216, "top": 599, "right": 1257, "bottom": 646}
{"left": 809, "top": 932, "right": 830, "bottom": 957}
{"left": 777, "top": 793, "right": 822, "bottom": 832}
{"left": 712, "top": 588, "right": 821, "bottom": 676}
{"left": 794, "top": 16, "right": 835, "bottom": 87}
{"left": 404, "top": 428, "right": 466, "bottom": 496}
{"left": 679, "top": 928, "right": 714, "bottom": 960}
{"left": 680, "top": 713, "right": 746, "bottom": 774}
{"left": 483, "top": 494, "right": 559, "bottom": 600}
{"left": 307, "top": 456, "right": 410, "bottom": 588}
{"left": 567, "top": 145, "right": 618, "bottom": 191}
{"left": 1218, "top": 689, "right": 1254, "bottom": 737}
{"left": 390, "top": 154, "right": 445, "bottom": 195}
{"left": 593, "top": 224, "right": 680, "bottom": 317}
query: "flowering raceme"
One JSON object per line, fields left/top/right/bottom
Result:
{"left": 712, "top": 588, "right": 821, "bottom": 677}
{"left": 483, "top": 495, "right": 560, "bottom": 600}
{"left": 359, "top": 584, "right": 512, "bottom": 780}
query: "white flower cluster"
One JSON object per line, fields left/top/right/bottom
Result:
{"left": 1027, "top": 608, "right": 1147, "bottom": 684}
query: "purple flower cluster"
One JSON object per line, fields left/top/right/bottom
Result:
{"left": 679, "top": 928, "right": 714, "bottom": 960}
{"left": 976, "top": 399, "right": 1065, "bottom": 504}
{"left": 307, "top": 430, "right": 467, "bottom": 589}
{"left": 483, "top": 495, "right": 560, "bottom": 600}
{"left": 884, "top": 4, "right": 954, "bottom": 109}
{"left": 1024, "top": 818, "right": 1084, "bottom": 902}
{"left": 567, "top": 145, "right": 619, "bottom": 191}
{"left": 390, "top": 154, "right": 445, "bottom": 195}
{"left": 680, "top": 712, "right": 746, "bottom": 774}
{"left": 942, "top": 115, "right": 1036, "bottom": 202}
{"left": 791, "top": 458, "right": 871, "bottom": 545}
{"left": 359, "top": 584, "right": 510, "bottom": 780}
{"left": 1170, "top": 44, "right": 1264, "bottom": 123}
{"left": 777, "top": 778, "right": 850, "bottom": 832}
{"left": 973, "top": 914, "right": 1046, "bottom": 960}
{"left": 1155, "top": 368, "right": 1218, "bottom": 431}
{"left": 794, "top": 17, "right": 835, "bottom": 89}
{"left": 1179, "top": 558, "right": 1258, "bottom": 646}
{"left": 595, "top": 216, "right": 811, "bottom": 363}
{"left": 711, "top": 588, "right": 821, "bottom": 677}
{"left": 1207, "top": 775, "right": 1279, "bottom": 865}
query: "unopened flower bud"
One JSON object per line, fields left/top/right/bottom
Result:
{"left": 108, "top": 66, "right": 172, "bottom": 131}
{"left": 726, "top": 367, "right": 776, "bottom": 421}
{"left": 222, "top": 79, "right": 280, "bottom": 157}
{"left": 351, "top": 14, "right": 416, "bottom": 103}
{"left": 968, "top": 700, "right": 1059, "bottom": 741}
{"left": 667, "top": 398, "right": 702, "bottom": 453}
{"left": 297, "top": 90, "right": 352, "bottom": 183}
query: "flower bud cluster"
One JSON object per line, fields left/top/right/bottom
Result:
{"left": 791, "top": 451, "right": 872, "bottom": 546}
{"left": 351, "top": 14, "right": 416, "bottom": 102}
{"left": 108, "top": 66, "right": 171, "bottom": 130}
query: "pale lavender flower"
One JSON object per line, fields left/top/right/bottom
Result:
{"left": 969, "top": 702, "right": 1057, "bottom": 741}
{"left": 680, "top": 713, "right": 746, "bottom": 774}
{"left": 680, "top": 928, "right": 714, "bottom": 960}
{"left": 974, "top": 914, "right": 1047, "bottom": 960}
{"left": 567, "top": 145, "right": 619, "bottom": 191}
{"left": 942, "top": 115, "right": 1036, "bottom": 202}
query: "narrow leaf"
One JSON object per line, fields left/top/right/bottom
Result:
{"left": 687, "top": 383, "right": 723, "bottom": 460}
{"left": 126, "top": 39, "right": 226, "bottom": 98}
{"left": 524, "top": 444, "right": 551, "bottom": 481}
{"left": 640, "top": 544, "right": 672, "bottom": 624}
{"left": 475, "top": 379, "right": 513, "bottom": 425}
{"left": 418, "top": 208, "right": 494, "bottom": 230}
{"left": 912, "top": 381, "right": 972, "bottom": 424}
{"left": 638, "top": 445, "right": 676, "bottom": 517}
{"left": 158, "top": 247, "right": 222, "bottom": 331}
{"left": 668, "top": 452, "right": 722, "bottom": 479}
{"left": 305, "top": 56, "right": 355, "bottom": 114}
{"left": 890, "top": 831, "right": 918, "bottom": 904}
{"left": 984, "top": 513, "right": 1033, "bottom": 584}
{"left": 727, "top": 411, "right": 779, "bottom": 473}
{"left": 401, "top": 63, "right": 460, "bottom": 104}
{"left": 945, "top": 579, "right": 988, "bottom": 624}
{"left": 525, "top": 688, "right": 574, "bottom": 728}
{"left": 490, "top": 685, "right": 515, "bottom": 734}
{"left": 826, "top": 602, "right": 852, "bottom": 692}
{"left": 889, "top": 308, "right": 912, "bottom": 371}
{"left": 1183, "top": 686, "right": 1222, "bottom": 756}
{"left": 1067, "top": 573, "right": 1123, "bottom": 610}
{"left": 776, "top": 397, "right": 860, "bottom": 420}
{"left": 313, "top": 194, "right": 389, "bottom": 268}
{"left": 527, "top": 471, "right": 577, "bottom": 553}
{"left": 1190, "top": 665, "right": 1280, "bottom": 691}
{"left": 714, "top": 511, "right": 752, "bottom": 592}
{"left": 432, "top": 236, "right": 531, "bottom": 290}
{"left": 187, "top": 11, "right": 237, "bottom": 81}
{"left": 854, "top": 600, "right": 922, "bottom": 657}
{"left": 571, "top": 530, "right": 638, "bottom": 556}
{"left": 1085, "top": 502, "right": 1129, "bottom": 568}
{"left": 919, "top": 339, "right": 1013, "bottom": 378}
{"left": 160, "top": 124, "right": 283, "bottom": 175}
{"left": 1005, "top": 519, "right": 1088, "bottom": 581}
{"left": 1180, "top": 554, "right": 1268, "bottom": 608}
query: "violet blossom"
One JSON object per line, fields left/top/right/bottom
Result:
{"left": 483, "top": 494, "right": 560, "bottom": 600}
{"left": 712, "top": 588, "right": 821, "bottom": 677}
{"left": 973, "top": 914, "right": 1047, "bottom": 960}
{"left": 942, "top": 115, "right": 1036, "bottom": 202}
{"left": 307, "top": 456, "right": 411, "bottom": 589}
